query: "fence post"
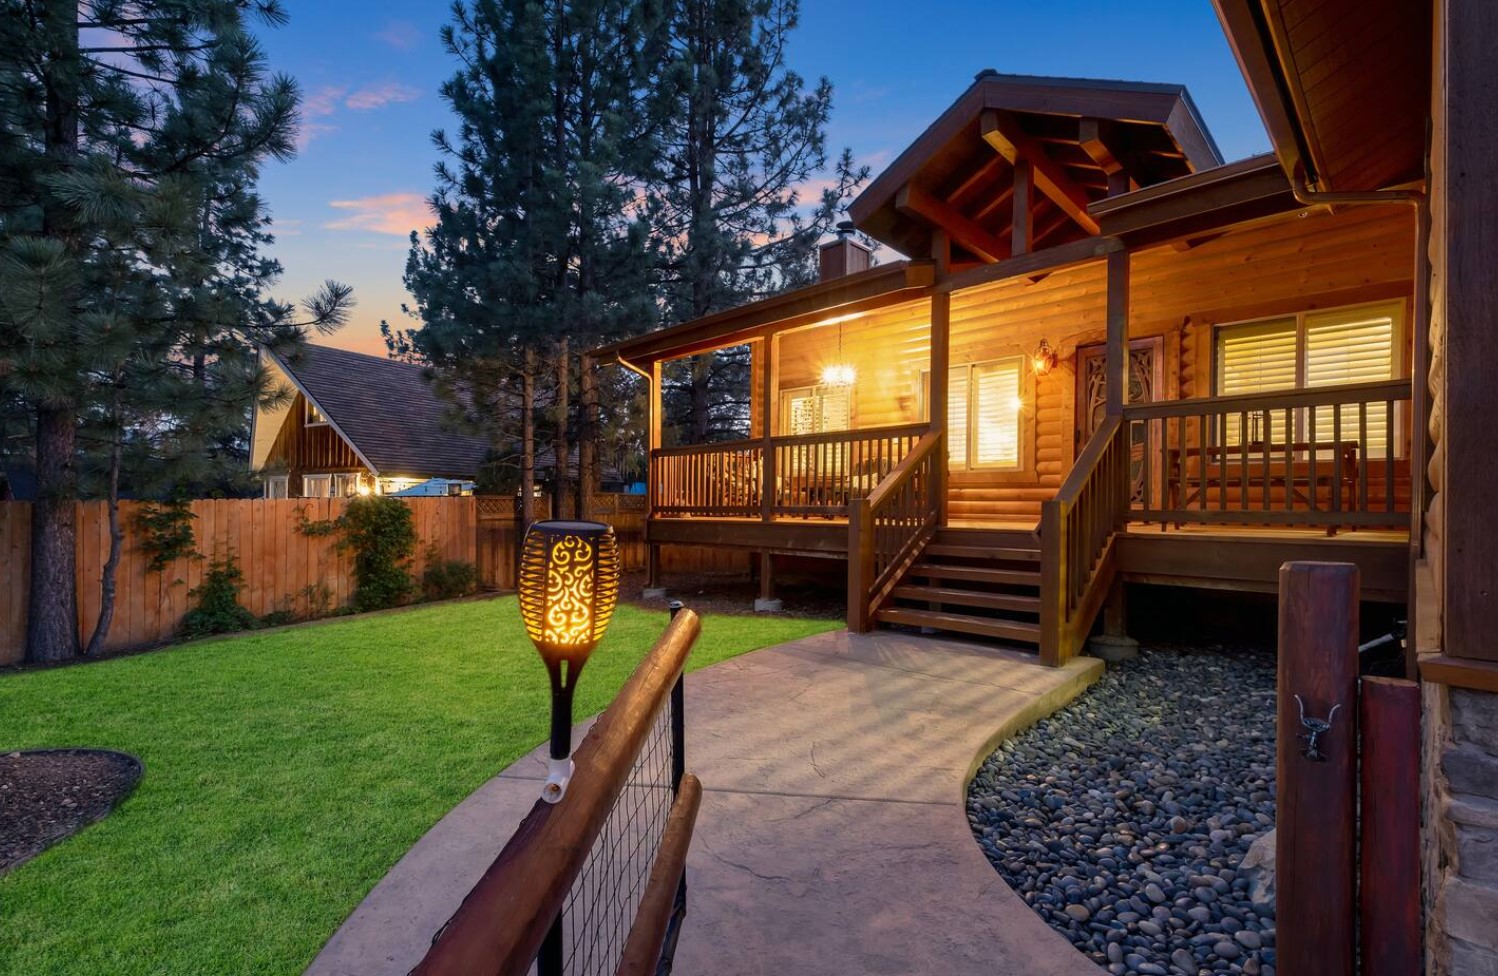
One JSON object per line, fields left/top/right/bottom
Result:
{"left": 1276, "top": 561, "right": 1358, "bottom": 976}
{"left": 1359, "top": 676, "right": 1421, "bottom": 976}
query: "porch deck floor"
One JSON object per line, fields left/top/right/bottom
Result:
{"left": 305, "top": 630, "right": 1107, "bottom": 976}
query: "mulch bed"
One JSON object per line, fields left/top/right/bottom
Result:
{"left": 0, "top": 749, "right": 143, "bottom": 874}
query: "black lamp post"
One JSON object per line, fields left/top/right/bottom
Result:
{"left": 517, "top": 519, "right": 621, "bottom": 803}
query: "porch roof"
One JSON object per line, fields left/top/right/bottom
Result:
{"left": 592, "top": 260, "right": 935, "bottom": 367}
{"left": 847, "top": 71, "right": 1223, "bottom": 264}
{"left": 1214, "top": 0, "right": 1430, "bottom": 193}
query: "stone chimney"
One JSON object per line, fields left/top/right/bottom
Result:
{"left": 819, "top": 220, "right": 872, "bottom": 281}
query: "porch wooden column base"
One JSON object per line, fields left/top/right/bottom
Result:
{"left": 1087, "top": 633, "right": 1139, "bottom": 663}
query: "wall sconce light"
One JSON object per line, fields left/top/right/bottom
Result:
{"left": 1032, "top": 338, "right": 1056, "bottom": 376}
{"left": 518, "top": 520, "right": 621, "bottom": 803}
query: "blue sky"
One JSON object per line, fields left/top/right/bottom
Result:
{"left": 258, "top": 1, "right": 1270, "bottom": 356}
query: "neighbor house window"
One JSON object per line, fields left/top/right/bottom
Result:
{"left": 1214, "top": 300, "right": 1401, "bottom": 453}
{"left": 331, "top": 473, "right": 359, "bottom": 497}
{"left": 780, "top": 384, "right": 851, "bottom": 436}
{"left": 263, "top": 475, "right": 289, "bottom": 500}
{"left": 305, "top": 399, "right": 329, "bottom": 427}
{"left": 945, "top": 357, "right": 1024, "bottom": 471}
{"left": 302, "top": 474, "right": 332, "bottom": 498}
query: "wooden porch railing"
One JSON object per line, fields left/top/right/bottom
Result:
{"left": 651, "top": 439, "right": 763, "bottom": 517}
{"left": 847, "top": 431, "right": 943, "bottom": 632}
{"left": 649, "top": 423, "right": 927, "bottom": 521}
{"left": 1122, "top": 379, "right": 1413, "bottom": 530}
{"left": 1039, "top": 415, "right": 1130, "bottom": 665}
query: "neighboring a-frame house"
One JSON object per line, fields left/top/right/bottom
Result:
{"left": 250, "top": 344, "right": 489, "bottom": 499}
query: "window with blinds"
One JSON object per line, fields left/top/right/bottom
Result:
{"left": 782, "top": 385, "right": 851, "bottom": 436}
{"left": 945, "top": 357, "right": 1024, "bottom": 471}
{"left": 1214, "top": 301, "right": 1400, "bottom": 454}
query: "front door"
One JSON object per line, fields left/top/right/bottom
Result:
{"left": 1076, "top": 338, "right": 1163, "bottom": 505}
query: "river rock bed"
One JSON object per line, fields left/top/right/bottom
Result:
{"left": 968, "top": 646, "right": 1277, "bottom": 976}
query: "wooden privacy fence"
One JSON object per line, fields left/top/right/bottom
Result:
{"left": 0, "top": 497, "right": 477, "bottom": 665}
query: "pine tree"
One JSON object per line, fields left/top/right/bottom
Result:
{"left": 400, "top": 0, "right": 660, "bottom": 524}
{"left": 646, "top": 0, "right": 868, "bottom": 443}
{"left": 0, "top": 0, "right": 352, "bottom": 661}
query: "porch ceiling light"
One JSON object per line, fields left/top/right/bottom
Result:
{"left": 518, "top": 519, "right": 621, "bottom": 804}
{"left": 821, "top": 363, "right": 857, "bottom": 387}
{"left": 1032, "top": 338, "right": 1056, "bottom": 376}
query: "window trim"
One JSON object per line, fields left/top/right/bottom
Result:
{"left": 302, "top": 474, "right": 332, "bottom": 498}
{"left": 1211, "top": 299, "right": 1407, "bottom": 396}
{"left": 304, "top": 397, "right": 330, "bottom": 428}
{"left": 777, "top": 383, "right": 855, "bottom": 437}
{"left": 924, "top": 353, "right": 1035, "bottom": 479}
{"left": 1210, "top": 298, "right": 1408, "bottom": 455}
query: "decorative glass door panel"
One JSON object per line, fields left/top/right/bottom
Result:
{"left": 1076, "top": 338, "right": 1163, "bottom": 506}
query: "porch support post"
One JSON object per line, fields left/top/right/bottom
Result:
{"left": 1011, "top": 158, "right": 1033, "bottom": 256}
{"left": 754, "top": 551, "right": 781, "bottom": 613}
{"left": 1105, "top": 249, "right": 1130, "bottom": 417}
{"left": 644, "top": 359, "right": 665, "bottom": 596}
{"left": 931, "top": 230, "right": 952, "bottom": 525}
{"left": 760, "top": 335, "right": 777, "bottom": 523}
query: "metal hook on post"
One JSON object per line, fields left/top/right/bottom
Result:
{"left": 1294, "top": 694, "right": 1342, "bottom": 762}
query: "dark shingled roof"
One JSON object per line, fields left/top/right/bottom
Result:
{"left": 270, "top": 343, "right": 490, "bottom": 479}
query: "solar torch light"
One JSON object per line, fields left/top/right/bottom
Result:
{"left": 518, "top": 520, "right": 621, "bottom": 804}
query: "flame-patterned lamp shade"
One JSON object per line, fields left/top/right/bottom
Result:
{"left": 518, "top": 520, "right": 621, "bottom": 663}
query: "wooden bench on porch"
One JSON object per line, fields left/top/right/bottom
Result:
{"left": 1165, "top": 440, "right": 1360, "bottom": 533}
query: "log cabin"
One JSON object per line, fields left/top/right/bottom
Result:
{"left": 592, "top": 69, "right": 1421, "bottom": 666}
{"left": 250, "top": 344, "right": 489, "bottom": 499}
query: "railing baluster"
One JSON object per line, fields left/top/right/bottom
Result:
{"left": 1332, "top": 406, "right": 1343, "bottom": 514}
{"left": 1309, "top": 405, "right": 1318, "bottom": 513}
{"left": 1358, "top": 400, "right": 1369, "bottom": 512}
{"left": 1385, "top": 399, "right": 1396, "bottom": 513}
{"left": 1240, "top": 410, "right": 1250, "bottom": 511}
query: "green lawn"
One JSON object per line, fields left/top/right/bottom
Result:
{"left": 0, "top": 597, "right": 836, "bottom": 976}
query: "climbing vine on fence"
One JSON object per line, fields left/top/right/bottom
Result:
{"left": 298, "top": 497, "right": 418, "bottom": 612}
{"left": 134, "top": 496, "right": 198, "bottom": 573}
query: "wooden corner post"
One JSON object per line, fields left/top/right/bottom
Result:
{"left": 646, "top": 359, "right": 663, "bottom": 590}
{"left": 1276, "top": 561, "right": 1359, "bottom": 976}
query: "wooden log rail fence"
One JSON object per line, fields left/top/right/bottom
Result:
{"left": 411, "top": 608, "right": 702, "bottom": 976}
{"left": 847, "top": 431, "right": 943, "bottom": 632}
{"left": 1038, "top": 415, "right": 1129, "bottom": 665}
{"left": 1122, "top": 379, "right": 1413, "bottom": 530}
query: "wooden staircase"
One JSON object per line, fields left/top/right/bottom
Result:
{"left": 873, "top": 528, "right": 1043, "bottom": 650}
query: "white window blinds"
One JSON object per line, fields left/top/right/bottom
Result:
{"left": 946, "top": 358, "right": 1022, "bottom": 471}
{"left": 1215, "top": 302, "right": 1400, "bottom": 453}
{"left": 785, "top": 385, "right": 851, "bottom": 436}
{"left": 947, "top": 367, "right": 969, "bottom": 469}
{"left": 973, "top": 359, "right": 1022, "bottom": 468}
{"left": 1306, "top": 307, "right": 1395, "bottom": 454}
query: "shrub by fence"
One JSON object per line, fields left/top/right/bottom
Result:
{"left": 0, "top": 497, "right": 476, "bottom": 665}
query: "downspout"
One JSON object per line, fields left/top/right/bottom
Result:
{"left": 1290, "top": 160, "right": 1430, "bottom": 680}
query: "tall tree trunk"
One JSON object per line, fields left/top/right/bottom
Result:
{"left": 27, "top": 0, "right": 82, "bottom": 662}
{"left": 578, "top": 353, "right": 597, "bottom": 520}
{"left": 554, "top": 337, "right": 569, "bottom": 519}
{"left": 690, "top": 354, "right": 712, "bottom": 442}
{"left": 520, "top": 348, "right": 537, "bottom": 532}
{"left": 28, "top": 407, "right": 79, "bottom": 662}
{"left": 85, "top": 421, "right": 123, "bottom": 657}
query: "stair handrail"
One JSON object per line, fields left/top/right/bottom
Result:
{"left": 847, "top": 430, "right": 943, "bottom": 632}
{"left": 1039, "top": 415, "right": 1129, "bottom": 665}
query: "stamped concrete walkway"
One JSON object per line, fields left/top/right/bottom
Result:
{"left": 307, "top": 629, "right": 1106, "bottom": 976}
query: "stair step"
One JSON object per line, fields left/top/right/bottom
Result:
{"left": 923, "top": 542, "right": 1040, "bottom": 563}
{"left": 889, "top": 584, "right": 1041, "bottom": 613}
{"left": 908, "top": 562, "right": 1041, "bottom": 587}
{"left": 874, "top": 607, "right": 1042, "bottom": 645}
{"left": 935, "top": 527, "right": 1039, "bottom": 548}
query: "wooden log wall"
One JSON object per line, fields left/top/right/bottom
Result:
{"left": 1, "top": 497, "right": 477, "bottom": 665}
{"left": 775, "top": 299, "right": 932, "bottom": 430}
